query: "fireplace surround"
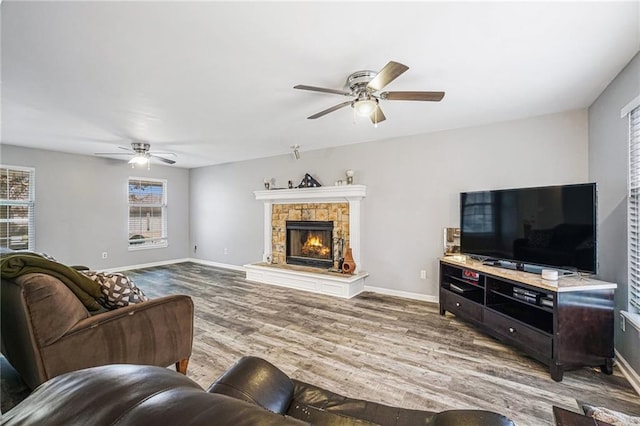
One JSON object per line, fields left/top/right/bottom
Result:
{"left": 247, "top": 185, "right": 367, "bottom": 298}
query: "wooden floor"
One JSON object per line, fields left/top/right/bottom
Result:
{"left": 125, "top": 262, "right": 640, "bottom": 425}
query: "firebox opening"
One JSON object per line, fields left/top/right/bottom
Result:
{"left": 286, "top": 220, "right": 334, "bottom": 269}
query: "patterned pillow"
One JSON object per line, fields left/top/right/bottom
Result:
{"left": 81, "top": 271, "right": 149, "bottom": 310}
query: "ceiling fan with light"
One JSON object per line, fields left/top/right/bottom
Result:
{"left": 95, "top": 142, "right": 177, "bottom": 169}
{"left": 294, "top": 61, "right": 445, "bottom": 126}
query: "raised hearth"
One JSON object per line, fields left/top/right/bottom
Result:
{"left": 245, "top": 263, "right": 368, "bottom": 298}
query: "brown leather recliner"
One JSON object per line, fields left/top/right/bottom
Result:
{"left": 3, "top": 356, "right": 516, "bottom": 425}
{"left": 1, "top": 272, "right": 194, "bottom": 389}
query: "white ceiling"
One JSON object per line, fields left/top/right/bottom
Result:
{"left": 2, "top": 1, "right": 639, "bottom": 169}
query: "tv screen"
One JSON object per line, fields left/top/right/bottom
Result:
{"left": 460, "top": 183, "right": 597, "bottom": 273}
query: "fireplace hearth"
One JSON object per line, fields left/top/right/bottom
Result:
{"left": 286, "top": 221, "right": 333, "bottom": 269}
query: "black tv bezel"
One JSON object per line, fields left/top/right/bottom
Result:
{"left": 459, "top": 182, "right": 598, "bottom": 274}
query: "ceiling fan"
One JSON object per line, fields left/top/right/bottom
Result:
{"left": 95, "top": 142, "right": 177, "bottom": 168}
{"left": 294, "top": 61, "right": 445, "bottom": 125}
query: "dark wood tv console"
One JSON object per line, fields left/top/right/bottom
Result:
{"left": 439, "top": 256, "right": 616, "bottom": 381}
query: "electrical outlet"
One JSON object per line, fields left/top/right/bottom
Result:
{"left": 223, "top": 248, "right": 228, "bottom": 255}
{"left": 101, "top": 252, "right": 108, "bottom": 259}
{"left": 420, "top": 270, "right": 427, "bottom": 280}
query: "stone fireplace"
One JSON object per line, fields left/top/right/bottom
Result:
{"left": 245, "top": 185, "right": 368, "bottom": 298}
{"left": 271, "top": 202, "right": 349, "bottom": 269}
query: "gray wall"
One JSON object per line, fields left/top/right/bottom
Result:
{"left": 0, "top": 144, "right": 190, "bottom": 268}
{"left": 589, "top": 52, "right": 640, "bottom": 375}
{"left": 190, "top": 109, "right": 588, "bottom": 297}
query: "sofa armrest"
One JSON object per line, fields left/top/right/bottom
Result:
{"left": 207, "top": 356, "right": 294, "bottom": 415}
{"left": 38, "top": 295, "right": 194, "bottom": 383}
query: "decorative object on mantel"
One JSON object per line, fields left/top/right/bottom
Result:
{"left": 444, "top": 227, "right": 460, "bottom": 255}
{"left": 297, "top": 173, "right": 321, "bottom": 188}
{"left": 264, "top": 178, "right": 271, "bottom": 190}
{"left": 346, "top": 170, "right": 354, "bottom": 185}
{"left": 288, "top": 180, "right": 293, "bottom": 189}
{"left": 341, "top": 248, "right": 356, "bottom": 274}
{"left": 333, "top": 235, "right": 345, "bottom": 271}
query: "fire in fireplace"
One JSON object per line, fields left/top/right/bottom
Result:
{"left": 286, "top": 221, "right": 334, "bottom": 268}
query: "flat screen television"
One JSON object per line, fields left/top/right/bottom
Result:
{"left": 459, "top": 183, "right": 597, "bottom": 274}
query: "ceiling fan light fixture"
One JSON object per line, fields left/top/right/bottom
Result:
{"left": 129, "top": 155, "right": 149, "bottom": 165}
{"left": 354, "top": 98, "right": 377, "bottom": 117}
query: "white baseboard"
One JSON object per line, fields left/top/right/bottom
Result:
{"left": 100, "top": 258, "right": 191, "bottom": 273}
{"left": 364, "top": 285, "right": 439, "bottom": 304}
{"left": 101, "top": 258, "right": 245, "bottom": 273}
{"left": 188, "top": 258, "right": 246, "bottom": 272}
{"left": 615, "top": 349, "right": 640, "bottom": 396}
{"left": 103, "top": 258, "right": 437, "bottom": 303}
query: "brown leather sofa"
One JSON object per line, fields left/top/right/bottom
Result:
{"left": 1, "top": 272, "right": 194, "bottom": 389}
{"left": 3, "top": 356, "right": 516, "bottom": 425}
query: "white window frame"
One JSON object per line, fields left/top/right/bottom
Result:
{"left": 127, "top": 177, "right": 168, "bottom": 250}
{"left": 0, "top": 165, "right": 35, "bottom": 251}
{"left": 628, "top": 103, "right": 640, "bottom": 316}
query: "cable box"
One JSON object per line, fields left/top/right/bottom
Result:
{"left": 449, "top": 282, "right": 479, "bottom": 294}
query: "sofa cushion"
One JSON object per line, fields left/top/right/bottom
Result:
{"left": 1, "top": 364, "right": 307, "bottom": 426}
{"left": 428, "top": 410, "right": 515, "bottom": 426}
{"left": 290, "top": 379, "right": 436, "bottom": 425}
{"left": 80, "top": 271, "right": 149, "bottom": 309}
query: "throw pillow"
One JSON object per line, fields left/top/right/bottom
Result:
{"left": 582, "top": 404, "right": 640, "bottom": 426}
{"left": 81, "top": 271, "right": 149, "bottom": 310}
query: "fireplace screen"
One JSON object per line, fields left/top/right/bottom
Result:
{"left": 286, "top": 221, "right": 334, "bottom": 268}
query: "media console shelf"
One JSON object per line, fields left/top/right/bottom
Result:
{"left": 439, "top": 256, "right": 616, "bottom": 381}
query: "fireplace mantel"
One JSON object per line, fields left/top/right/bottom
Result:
{"left": 254, "top": 184, "right": 366, "bottom": 203}
{"left": 247, "top": 184, "right": 367, "bottom": 298}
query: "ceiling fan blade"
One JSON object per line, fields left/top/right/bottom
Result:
{"left": 94, "top": 152, "right": 133, "bottom": 156}
{"left": 117, "top": 146, "right": 134, "bottom": 152}
{"left": 149, "top": 151, "right": 177, "bottom": 157}
{"left": 307, "top": 101, "right": 353, "bottom": 119}
{"left": 294, "top": 85, "right": 351, "bottom": 96}
{"left": 367, "top": 61, "right": 409, "bottom": 91}
{"left": 370, "top": 105, "right": 386, "bottom": 124}
{"left": 381, "top": 91, "right": 445, "bottom": 101}
{"left": 151, "top": 155, "right": 176, "bottom": 165}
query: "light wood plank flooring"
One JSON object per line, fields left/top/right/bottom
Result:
{"left": 124, "top": 262, "right": 640, "bottom": 425}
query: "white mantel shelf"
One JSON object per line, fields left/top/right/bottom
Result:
{"left": 254, "top": 184, "right": 366, "bottom": 203}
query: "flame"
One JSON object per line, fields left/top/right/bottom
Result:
{"left": 301, "top": 233, "right": 331, "bottom": 257}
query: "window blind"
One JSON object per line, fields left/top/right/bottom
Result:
{"left": 0, "top": 166, "right": 35, "bottom": 250}
{"left": 630, "top": 106, "right": 640, "bottom": 313}
{"left": 128, "top": 178, "right": 167, "bottom": 248}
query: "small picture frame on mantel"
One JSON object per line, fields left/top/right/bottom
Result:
{"left": 444, "top": 227, "right": 460, "bottom": 255}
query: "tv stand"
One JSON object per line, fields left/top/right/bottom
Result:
{"left": 481, "top": 259, "right": 571, "bottom": 275}
{"left": 440, "top": 256, "right": 616, "bottom": 381}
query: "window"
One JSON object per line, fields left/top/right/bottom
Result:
{"left": 462, "top": 191, "right": 495, "bottom": 234}
{"left": 629, "top": 106, "right": 640, "bottom": 313}
{"left": 128, "top": 178, "right": 167, "bottom": 249}
{"left": 0, "top": 166, "right": 35, "bottom": 251}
